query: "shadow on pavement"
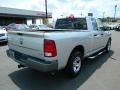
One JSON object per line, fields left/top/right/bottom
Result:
{"left": 8, "top": 51, "right": 114, "bottom": 90}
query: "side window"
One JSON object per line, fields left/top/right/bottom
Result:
{"left": 96, "top": 19, "right": 104, "bottom": 31}
{"left": 92, "top": 19, "right": 98, "bottom": 31}
{"left": 73, "top": 19, "right": 88, "bottom": 30}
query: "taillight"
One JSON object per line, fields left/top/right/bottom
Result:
{"left": 44, "top": 39, "right": 57, "bottom": 57}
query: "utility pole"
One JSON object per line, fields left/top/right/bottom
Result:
{"left": 45, "top": 0, "right": 47, "bottom": 19}
{"left": 103, "top": 12, "right": 105, "bottom": 22}
{"left": 80, "top": 12, "right": 83, "bottom": 16}
{"left": 114, "top": 5, "right": 117, "bottom": 21}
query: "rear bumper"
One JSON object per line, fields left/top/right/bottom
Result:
{"left": 6, "top": 49, "right": 58, "bottom": 72}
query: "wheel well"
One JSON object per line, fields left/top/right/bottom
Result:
{"left": 65, "top": 45, "right": 84, "bottom": 69}
{"left": 70, "top": 45, "right": 84, "bottom": 57}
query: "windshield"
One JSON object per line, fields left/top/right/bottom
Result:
{"left": 55, "top": 18, "right": 87, "bottom": 30}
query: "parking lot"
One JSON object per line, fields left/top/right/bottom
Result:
{"left": 0, "top": 31, "right": 120, "bottom": 90}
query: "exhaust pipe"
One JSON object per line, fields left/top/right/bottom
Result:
{"left": 18, "top": 64, "right": 25, "bottom": 68}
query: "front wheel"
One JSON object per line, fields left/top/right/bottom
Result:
{"left": 66, "top": 51, "right": 83, "bottom": 77}
{"left": 105, "top": 40, "right": 111, "bottom": 53}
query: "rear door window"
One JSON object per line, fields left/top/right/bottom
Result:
{"left": 55, "top": 18, "right": 87, "bottom": 30}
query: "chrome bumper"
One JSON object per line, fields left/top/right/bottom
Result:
{"left": 6, "top": 49, "right": 58, "bottom": 72}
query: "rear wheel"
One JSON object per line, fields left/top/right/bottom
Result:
{"left": 66, "top": 51, "right": 83, "bottom": 77}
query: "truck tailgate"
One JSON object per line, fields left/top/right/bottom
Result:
{"left": 8, "top": 31, "right": 44, "bottom": 59}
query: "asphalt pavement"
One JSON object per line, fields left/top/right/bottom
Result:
{"left": 0, "top": 31, "right": 120, "bottom": 90}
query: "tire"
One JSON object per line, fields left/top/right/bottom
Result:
{"left": 105, "top": 40, "right": 111, "bottom": 53}
{"left": 66, "top": 51, "right": 83, "bottom": 77}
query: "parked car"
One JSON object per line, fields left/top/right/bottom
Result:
{"left": 29, "top": 24, "right": 40, "bottom": 30}
{"left": 5, "top": 23, "right": 30, "bottom": 31}
{"left": 106, "top": 24, "right": 115, "bottom": 30}
{"left": 7, "top": 16, "right": 111, "bottom": 77}
{"left": 0, "top": 26, "right": 7, "bottom": 43}
{"left": 115, "top": 27, "right": 120, "bottom": 31}
{"left": 39, "top": 24, "right": 51, "bottom": 29}
{"left": 115, "top": 24, "right": 120, "bottom": 31}
{"left": 29, "top": 24, "right": 51, "bottom": 30}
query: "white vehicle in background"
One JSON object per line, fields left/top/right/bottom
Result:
{"left": 107, "top": 24, "right": 119, "bottom": 30}
{"left": 115, "top": 24, "right": 120, "bottom": 31}
{"left": 0, "top": 26, "right": 7, "bottom": 43}
{"left": 106, "top": 25, "right": 114, "bottom": 30}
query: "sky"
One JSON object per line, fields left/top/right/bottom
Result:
{"left": 0, "top": 0, "right": 120, "bottom": 20}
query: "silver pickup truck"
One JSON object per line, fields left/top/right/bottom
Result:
{"left": 7, "top": 16, "right": 111, "bottom": 77}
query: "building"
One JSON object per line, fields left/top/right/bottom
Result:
{"left": 0, "top": 7, "right": 52, "bottom": 26}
